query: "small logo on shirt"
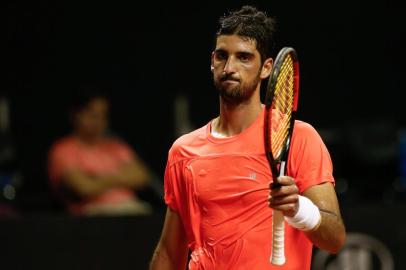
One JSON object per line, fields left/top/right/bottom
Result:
{"left": 198, "top": 169, "right": 208, "bottom": 176}
{"left": 249, "top": 173, "right": 257, "bottom": 180}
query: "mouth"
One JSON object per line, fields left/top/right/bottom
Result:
{"left": 223, "top": 79, "right": 238, "bottom": 82}
{"left": 221, "top": 78, "right": 240, "bottom": 84}
{"left": 221, "top": 80, "right": 240, "bottom": 88}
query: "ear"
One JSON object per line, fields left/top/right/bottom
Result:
{"left": 210, "top": 52, "right": 215, "bottom": 72}
{"left": 260, "top": 57, "right": 273, "bottom": 79}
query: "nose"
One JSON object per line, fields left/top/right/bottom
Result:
{"left": 223, "top": 56, "right": 237, "bottom": 74}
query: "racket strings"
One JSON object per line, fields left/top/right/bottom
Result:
{"left": 271, "top": 114, "right": 291, "bottom": 158}
{"left": 270, "top": 55, "right": 295, "bottom": 159}
{"left": 274, "top": 57, "right": 294, "bottom": 113}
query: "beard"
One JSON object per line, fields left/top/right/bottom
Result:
{"left": 214, "top": 72, "right": 261, "bottom": 104}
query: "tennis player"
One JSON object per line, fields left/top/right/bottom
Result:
{"left": 150, "top": 5, "right": 345, "bottom": 270}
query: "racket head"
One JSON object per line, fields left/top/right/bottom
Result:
{"left": 264, "top": 47, "right": 300, "bottom": 178}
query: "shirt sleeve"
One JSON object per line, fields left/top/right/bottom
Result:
{"left": 48, "top": 143, "right": 78, "bottom": 185}
{"left": 163, "top": 149, "right": 180, "bottom": 212}
{"left": 164, "top": 144, "right": 190, "bottom": 213}
{"left": 287, "top": 121, "right": 335, "bottom": 193}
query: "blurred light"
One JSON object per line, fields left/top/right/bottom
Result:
{"left": 3, "top": 184, "right": 16, "bottom": 200}
{"left": 313, "top": 233, "right": 394, "bottom": 270}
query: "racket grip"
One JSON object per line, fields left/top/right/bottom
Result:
{"left": 270, "top": 210, "right": 286, "bottom": 265}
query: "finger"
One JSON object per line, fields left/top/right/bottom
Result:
{"left": 268, "top": 194, "right": 299, "bottom": 207}
{"left": 270, "top": 184, "right": 299, "bottom": 198}
{"left": 270, "top": 176, "right": 295, "bottom": 189}
{"left": 276, "top": 176, "right": 295, "bottom": 186}
{"left": 270, "top": 203, "right": 299, "bottom": 217}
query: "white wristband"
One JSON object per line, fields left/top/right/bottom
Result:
{"left": 284, "top": 195, "right": 321, "bottom": 232}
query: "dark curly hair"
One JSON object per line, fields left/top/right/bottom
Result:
{"left": 216, "top": 5, "right": 276, "bottom": 63}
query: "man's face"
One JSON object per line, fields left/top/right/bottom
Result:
{"left": 75, "top": 97, "right": 109, "bottom": 139}
{"left": 211, "top": 35, "right": 263, "bottom": 103}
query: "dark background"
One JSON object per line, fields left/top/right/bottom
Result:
{"left": 3, "top": 0, "right": 406, "bottom": 269}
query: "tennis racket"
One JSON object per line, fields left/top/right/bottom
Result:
{"left": 264, "top": 47, "right": 300, "bottom": 265}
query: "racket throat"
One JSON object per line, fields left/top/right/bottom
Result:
{"left": 279, "top": 161, "right": 286, "bottom": 176}
{"left": 271, "top": 161, "right": 286, "bottom": 188}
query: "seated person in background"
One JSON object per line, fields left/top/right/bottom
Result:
{"left": 48, "top": 89, "right": 152, "bottom": 216}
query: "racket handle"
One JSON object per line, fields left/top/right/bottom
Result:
{"left": 270, "top": 210, "right": 286, "bottom": 265}
{"left": 270, "top": 161, "right": 287, "bottom": 265}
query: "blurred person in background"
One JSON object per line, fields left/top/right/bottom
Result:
{"left": 48, "top": 87, "right": 152, "bottom": 216}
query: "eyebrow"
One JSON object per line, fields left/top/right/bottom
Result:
{"left": 236, "top": 51, "right": 255, "bottom": 58}
{"left": 214, "top": 49, "right": 255, "bottom": 57}
{"left": 214, "top": 49, "right": 227, "bottom": 54}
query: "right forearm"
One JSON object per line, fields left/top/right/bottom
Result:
{"left": 80, "top": 175, "right": 116, "bottom": 197}
{"left": 151, "top": 208, "right": 189, "bottom": 270}
{"left": 112, "top": 164, "right": 150, "bottom": 189}
{"left": 85, "top": 172, "right": 140, "bottom": 196}
{"left": 63, "top": 171, "right": 117, "bottom": 198}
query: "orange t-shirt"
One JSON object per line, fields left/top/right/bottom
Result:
{"left": 164, "top": 109, "right": 334, "bottom": 270}
{"left": 48, "top": 136, "right": 136, "bottom": 214}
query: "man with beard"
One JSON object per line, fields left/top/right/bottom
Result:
{"left": 150, "top": 6, "right": 345, "bottom": 270}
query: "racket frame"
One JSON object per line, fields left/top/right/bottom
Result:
{"left": 264, "top": 47, "right": 300, "bottom": 266}
{"left": 264, "top": 47, "right": 299, "bottom": 184}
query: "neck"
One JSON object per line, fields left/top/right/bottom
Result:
{"left": 213, "top": 89, "right": 262, "bottom": 137}
{"left": 74, "top": 132, "right": 101, "bottom": 146}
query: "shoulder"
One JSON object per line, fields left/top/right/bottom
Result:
{"left": 292, "top": 120, "right": 322, "bottom": 140}
{"left": 168, "top": 124, "right": 209, "bottom": 163}
{"left": 49, "top": 136, "right": 76, "bottom": 156}
{"left": 48, "top": 136, "right": 79, "bottom": 167}
{"left": 290, "top": 120, "right": 330, "bottom": 157}
{"left": 291, "top": 120, "right": 328, "bottom": 150}
{"left": 172, "top": 125, "right": 207, "bottom": 148}
{"left": 103, "top": 137, "right": 136, "bottom": 159}
{"left": 294, "top": 120, "right": 318, "bottom": 134}
{"left": 104, "top": 137, "right": 131, "bottom": 149}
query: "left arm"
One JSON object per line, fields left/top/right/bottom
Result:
{"left": 269, "top": 177, "right": 346, "bottom": 254}
{"left": 302, "top": 182, "right": 346, "bottom": 253}
{"left": 111, "top": 159, "right": 150, "bottom": 190}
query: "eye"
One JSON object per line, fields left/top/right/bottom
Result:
{"left": 215, "top": 51, "right": 227, "bottom": 61}
{"left": 238, "top": 53, "right": 251, "bottom": 62}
